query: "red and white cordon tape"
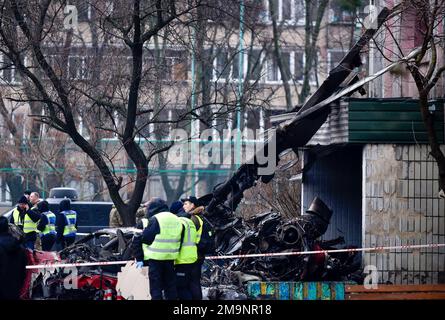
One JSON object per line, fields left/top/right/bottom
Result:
{"left": 25, "top": 243, "right": 445, "bottom": 270}
{"left": 205, "top": 243, "right": 445, "bottom": 260}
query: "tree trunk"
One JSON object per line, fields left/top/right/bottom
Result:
{"left": 269, "top": 0, "right": 293, "bottom": 110}
{"left": 418, "top": 93, "right": 445, "bottom": 193}
{"left": 300, "top": 0, "right": 328, "bottom": 103}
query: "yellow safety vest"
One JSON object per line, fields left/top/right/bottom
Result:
{"left": 142, "top": 212, "right": 182, "bottom": 261}
{"left": 194, "top": 215, "right": 203, "bottom": 244}
{"left": 175, "top": 217, "right": 198, "bottom": 265}
{"left": 41, "top": 211, "right": 57, "bottom": 236}
{"left": 23, "top": 213, "right": 38, "bottom": 234}
{"left": 12, "top": 208, "right": 23, "bottom": 228}
{"left": 62, "top": 210, "right": 77, "bottom": 237}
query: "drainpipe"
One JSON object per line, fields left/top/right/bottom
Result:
{"left": 235, "top": 0, "right": 245, "bottom": 168}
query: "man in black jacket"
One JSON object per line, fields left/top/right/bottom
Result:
{"left": 180, "top": 196, "right": 215, "bottom": 299}
{"left": 132, "top": 198, "right": 183, "bottom": 300}
{"left": 21, "top": 200, "right": 41, "bottom": 250}
{"left": 170, "top": 200, "right": 187, "bottom": 217}
{"left": 188, "top": 205, "right": 214, "bottom": 300}
{"left": 0, "top": 216, "right": 27, "bottom": 299}
{"left": 55, "top": 199, "right": 78, "bottom": 250}
{"left": 36, "top": 201, "right": 57, "bottom": 251}
{"left": 9, "top": 196, "right": 29, "bottom": 231}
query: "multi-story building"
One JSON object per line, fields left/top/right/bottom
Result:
{"left": 0, "top": 0, "right": 364, "bottom": 203}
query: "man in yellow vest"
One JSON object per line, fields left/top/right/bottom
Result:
{"left": 55, "top": 199, "right": 77, "bottom": 249}
{"left": 138, "top": 198, "right": 183, "bottom": 300}
{"left": 21, "top": 195, "right": 42, "bottom": 250}
{"left": 36, "top": 201, "right": 57, "bottom": 251}
{"left": 10, "top": 196, "right": 29, "bottom": 231}
{"left": 181, "top": 196, "right": 215, "bottom": 300}
{"left": 174, "top": 215, "right": 198, "bottom": 299}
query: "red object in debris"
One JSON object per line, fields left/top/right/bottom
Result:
{"left": 312, "top": 243, "right": 326, "bottom": 266}
{"left": 103, "top": 289, "right": 113, "bottom": 300}
{"left": 20, "top": 249, "right": 62, "bottom": 299}
{"left": 76, "top": 274, "right": 118, "bottom": 291}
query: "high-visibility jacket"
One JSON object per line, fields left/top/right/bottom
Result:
{"left": 41, "top": 211, "right": 56, "bottom": 236}
{"left": 175, "top": 217, "right": 198, "bottom": 265}
{"left": 12, "top": 208, "right": 23, "bottom": 228}
{"left": 23, "top": 213, "right": 38, "bottom": 234}
{"left": 141, "top": 218, "right": 149, "bottom": 261}
{"left": 61, "top": 210, "right": 77, "bottom": 237}
{"left": 194, "top": 215, "right": 203, "bottom": 244}
{"left": 142, "top": 212, "right": 182, "bottom": 261}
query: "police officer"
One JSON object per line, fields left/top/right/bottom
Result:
{"left": 174, "top": 215, "right": 198, "bottom": 300}
{"left": 18, "top": 196, "right": 42, "bottom": 250}
{"left": 182, "top": 196, "right": 215, "bottom": 300}
{"left": 137, "top": 198, "right": 183, "bottom": 300}
{"left": 10, "top": 196, "right": 29, "bottom": 231}
{"left": 36, "top": 201, "right": 56, "bottom": 251}
{"left": 56, "top": 199, "right": 77, "bottom": 249}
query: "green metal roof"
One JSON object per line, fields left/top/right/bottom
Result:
{"left": 347, "top": 98, "right": 444, "bottom": 144}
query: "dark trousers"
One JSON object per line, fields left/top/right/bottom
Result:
{"left": 190, "top": 259, "right": 203, "bottom": 300}
{"left": 65, "top": 236, "right": 75, "bottom": 247}
{"left": 41, "top": 234, "right": 56, "bottom": 251}
{"left": 175, "top": 263, "right": 193, "bottom": 300}
{"left": 148, "top": 260, "right": 177, "bottom": 300}
{"left": 24, "top": 232, "right": 37, "bottom": 250}
{"left": 24, "top": 240, "right": 35, "bottom": 250}
{"left": 55, "top": 236, "right": 75, "bottom": 251}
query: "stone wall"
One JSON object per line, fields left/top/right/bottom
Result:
{"left": 362, "top": 144, "right": 445, "bottom": 284}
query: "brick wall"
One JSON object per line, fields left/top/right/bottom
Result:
{"left": 362, "top": 144, "right": 445, "bottom": 284}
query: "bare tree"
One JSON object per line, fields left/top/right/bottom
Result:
{"left": 373, "top": 0, "right": 445, "bottom": 196}
{"left": 0, "top": 0, "right": 271, "bottom": 224}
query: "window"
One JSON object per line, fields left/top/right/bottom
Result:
{"left": 213, "top": 49, "right": 244, "bottom": 82}
{"left": 68, "top": 55, "right": 91, "bottom": 80}
{"left": 144, "top": 49, "right": 188, "bottom": 81}
{"left": 135, "top": 107, "right": 154, "bottom": 139}
{"left": 266, "top": 51, "right": 291, "bottom": 83}
{"left": 73, "top": 0, "right": 91, "bottom": 22}
{"left": 0, "top": 54, "right": 24, "bottom": 84}
{"left": 294, "top": 51, "right": 304, "bottom": 81}
{"left": 294, "top": 0, "right": 305, "bottom": 25}
{"left": 246, "top": 108, "right": 261, "bottom": 132}
{"left": 104, "top": 1, "right": 114, "bottom": 16}
{"left": 328, "top": 50, "right": 347, "bottom": 73}
{"left": 45, "top": 55, "right": 64, "bottom": 78}
{"left": 262, "top": 0, "right": 306, "bottom": 25}
{"left": 329, "top": 0, "right": 356, "bottom": 24}
{"left": 214, "top": 49, "right": 229, "bottom": 81}
{"left": 296, "top": 51, "right": 317, "bottom": 83}
{"left": 247, "top": 49, "right": 263, "bottom": 81}
{"left": 212, "top": 48, "right": 317, "bottom": 84}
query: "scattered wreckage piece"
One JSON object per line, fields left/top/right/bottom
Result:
{"left": 116, "top": 261, "right": 150, "bottom": 300}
